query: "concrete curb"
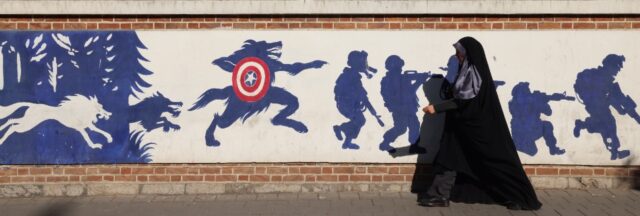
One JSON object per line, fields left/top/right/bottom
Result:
{"left": 0, "top": 176, "right": 637, "bottom": 197}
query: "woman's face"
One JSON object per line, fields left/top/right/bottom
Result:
{"left": 455, "top": 49, "right": 465, "bottom": 63}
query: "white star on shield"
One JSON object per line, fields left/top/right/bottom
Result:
{"left": 244, "top": 71, "right": 257, "bottom": 87}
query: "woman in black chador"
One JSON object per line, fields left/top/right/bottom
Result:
{"left": 421, "top": 37, "right": 542, "bottom": 210}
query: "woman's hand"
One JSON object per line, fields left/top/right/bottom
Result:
{"left": 422, "top": 105, "right": 436, "bottom": 115}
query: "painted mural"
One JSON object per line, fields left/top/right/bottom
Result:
{"left": 0, "top": 31, "right": 639, "bottom": 165}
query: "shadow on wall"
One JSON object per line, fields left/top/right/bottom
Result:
{"left": 35, "top": 201, "right": 74, "bottom": 216}
{"left": 388, "top": 76, "right": 447, "bottom": 194}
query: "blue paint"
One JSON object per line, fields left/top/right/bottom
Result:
{"left": 379, "top": 55, "right": 429, "bottom": 153}
{"left": 333, "top": 50, "right": 384, "bottom": 150}
{"left": 189, "top": 40, "right": 327, "bottom": 147}
{"left": 129, "top": 92, "right": 182, "bottom": 132}
{"left": 574, "top": 54, "right": 639, "bottom": 160}
{"left": 0, "top": 31, "right": 166, "bottom": 164}
{"left": 509, "top": 82, "right": 575, "bottom": 156}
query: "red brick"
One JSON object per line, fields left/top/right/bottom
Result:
{"left": 559, "top": 169, "right": 570, "bottom": 175}
{"left": 166, "top": 23, "right": 188, "bottom": 29}
{"left": 283, "top": 175, "right": 304, "bottom": 182}
{"left": 609, "top": 23, "right": 631, "bottom": 29}
{"left": 353, "top": 17, "right": 374, "bottom": 22}
{"left": 170, "top": 175, "right": 181, "bottom": 182}
{"left": 321, "top": 167, "right": 332, "bottom": 174}
{"left": 0, "top": 176, "right": 10, "bottom": 183}
{"left": 98, "top": 23, "right": 119, "bottom": 29}
{"left": 383, "top": 175, "right": 404, "bottom": 182}
{"left": 233, "top": 167, "right": 255, "bottom": 174}
{"left": 250, "top": 175, "right": 269, "bottom": 182}
{"left": 271, "top": 176, "right": 282, "bottom": 182}
{"left": 154, "top": 167, "right": 166, "bottom": 174}
{"left": 300, "top": 23, "right": 322, "bottom": 28}
{"left": 435, "top": 23, "right": 457, "bottom": 29}
{"left": 355, "top": 167, "right": 366, "bottom": 174}
{"left": 367, "top": 23, "right": 389, "bottom": 29}
{"left": 452, "top": 17, "right": 474, "bottom": 22}
{"left": 17, "top": 23, "right": 29, "bottom": 29}
{"left": 137, "top": 176, "right": 148, "bottom": 182}
{"left": 166, "top": 167, "right": 188, "bottom": 174}
{"left": 492, "top": 23, "right": 503, "bottom": 29}
{"left": 372, "top": 176, "right": 382, "bottom": 182}
{"left": 596, "top": 23, "right": 608, "bottom": 29}
{"left": 504, "top": 23, "right": 527, "bottom": 29}
{"left": 121, "top": 168, "right": 132, "bottom": 175}
{"left": 300, "top": 167, "right": 321, "bottom": 174}
{"left": 606, "top": 168, "right": 628, "bottom": 176}
{"left": 30, "top": 167, "right": 52, "bottom": 175}
{"left": 334, "top": 23, "right": 355, "bottom": 29}
{"left": 399, "top": 167, "right": 415, "bottom": 174}
{"left": 536, "top": 168, "right": 558, "bottom": 175}
{"left": 98, "top": 168, "right": 120, "bottom": 175}
{"left": 87, "top": 23, "right": 98, "bottom": 29}
{"left": 64, "top": 168, "right": 86, "bottom": 175}
{"left": 389, "top": 23, "right": 401, "bottom": 29}
{"left": 289, "top": 23, "right": 301, "bottom": 29}
{"left": 524, "top": 167, "right": 536, "bottom": 175}
{"left": 266, "top": 23, "right": 288, "bottom": 29}
{"left": 316, "top": 175, "right": 338, "bottom": 182}
{"left": 0, "top": 168, "right": 17, "bottom": 176}
{"left": 0, "top": 22, "right": 18, "bottom": 29}
{"left": 238, "top": 175, "right": 248, "bottom": 181}
{"left": 570, "top": 168, "right": 593, "bottom": 176}
{"left": 573, "top": 23, "right": 596, "bottom": 29}
{"left": 63, "top": 23, "right": 87, "bottom": 29}
{"left": 35, "top": 176, "right": 46, "bottom": 182}
{"left": 149, "top": 175, "right": 170, "bottom": 182}
{"left": 527, "top": 23, "right": 539, "bottom": 29}
{"left": 388, "top": 167, "right": 399, "bottom": 174}
{"left": 469, "top": 23, "right": 491, "bottom": 29}
{"left": 200, "top": 167, "right": 221, "bottom": 174}
{"left": 232, "top": 23, "right": 254, "bottom": 29}
{"left": 457, "top": 23, "right": 469, "bottom": 29}
{"left": 401, "top": 23, "right": 423, "bottom": 29}
{"left": 338, "top": 175, "right": 349, "bottom": 182}
{"left": 305, "top": 175, "right": 316, "bottom": 182}
{"left": 29, "top": 23, "right": 52, "bottom": 30}
{"left": 632, "top": 23, "right": 640, "bottom": 29}
{"left": 182, "top": 175, "right": 204, "bottom": 182}
{"left": 594, "top": 169, "right": 605, "bottom": 175}
{"left": 216, "top": 175, "right": 237, "bottom": 182}
{"left": 418, "top": 17, "right": 440, "bottom": 22}
{"left": 115, "top": 176, "right": 136, "bottom": 182}
{"left": 132, "top": 168, "right": 154, "bottom": 175}
{"left": 539, "top": 23, "right": 561, "bottom": 29}
{"left": 132, "top": 23, "right": 154, "bottom": 29}
{"left": 103, "top": 176, "right": 115, "bottom": 181}
{"left": 350, "top": 175, "right": 371, "bottom": 182}
{"left": 333, "top": 167, "right": 354, "bottom": 174}
{"left": 69, "top": 176, "right": 80, "bottom": 182}
{"left": 84, "top": 176, "right": 102, "bottom": 182}
{"left": 267, "top": 167, "right": 288, "bottom": 174}
{"left": 12, "top": 176, "right": 34, "bottom": 183}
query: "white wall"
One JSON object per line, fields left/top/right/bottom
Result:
{"left": 134, "top": 30, "right": 640, "bottom": 165}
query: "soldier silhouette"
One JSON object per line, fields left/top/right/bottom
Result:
{"left": 333, "top": 50, "right": 384, "bottom": 150}
{"left": 574, "top": 54, "right": 640, "bottom": 160}
{"left": 509, "top": 82, "right": 575, "bottom": 156}
{"left": 379, "top": 55, "right": 429, "bottom": 153}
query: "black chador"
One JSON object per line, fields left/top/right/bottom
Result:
{"left": 421, "top": 37, "right": 542, "bottom": 210}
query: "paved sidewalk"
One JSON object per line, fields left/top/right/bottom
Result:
{"left": 1, "top": 189, "right": 638, "bottom": 216}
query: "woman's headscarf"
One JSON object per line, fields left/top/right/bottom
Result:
{"left": 452, "top": 40, "right": 483, "bottom": 100}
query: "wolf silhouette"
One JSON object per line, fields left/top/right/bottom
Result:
{"left": 189, "top": 40, "right": 327, "bottom": 147}
{"left": 0, "top": 94, "right": 112, "bottom": 149}
{"left": 129, "top": 92, "right": 182, "bottom": 132}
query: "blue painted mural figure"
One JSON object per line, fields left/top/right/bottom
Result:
{"left": 189, "top": 40, "right": 327, "bottom": 147}
{"left": 0, "top": 31, "right": 176, "bottom": 164}
{"left": 509, "top": 82, "right": 575, "bottom": 156}
{"left": 379, "top": 55, "right": 429, "bottom": 153}
{"left": 129, "top": 92, "right": 183, "bottom": 132}
{"left": 333, "top": 50, "right": 384, "bottom": 150}
{"left": 573, "top": 54, "right": 640, "bottom": 160}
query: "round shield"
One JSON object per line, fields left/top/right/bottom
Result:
{"left": 232, "top": 57, "right": 271, "bottom": 102}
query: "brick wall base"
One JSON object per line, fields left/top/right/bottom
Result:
{"left": 0, "top": 164, "right": 638, "bottom": 197}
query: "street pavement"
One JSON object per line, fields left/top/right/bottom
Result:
{"left": 1, "top": 189, "right": 639, "bottom": 216}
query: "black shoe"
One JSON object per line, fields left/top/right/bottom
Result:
{"left": 418, "top": 197, "right": 450, "bottom": 207}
